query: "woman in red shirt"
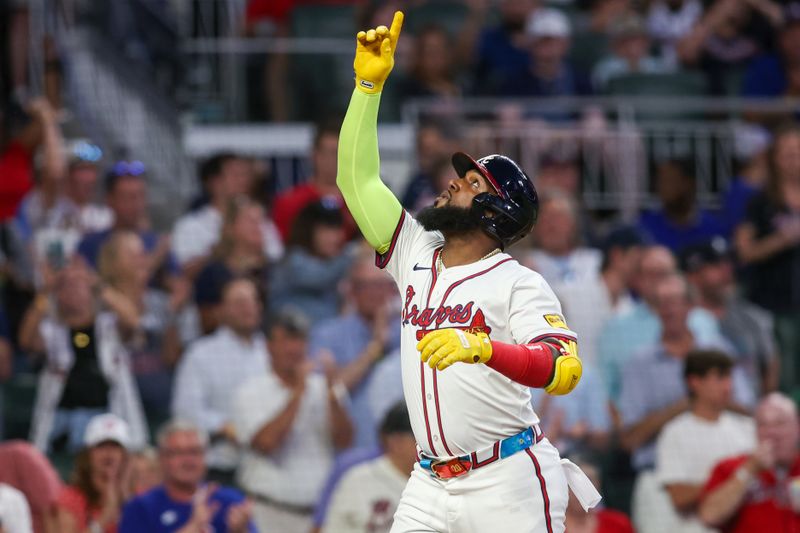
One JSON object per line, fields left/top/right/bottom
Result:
{"left": 57, "top": 414, "right": 130, "bottom": 533}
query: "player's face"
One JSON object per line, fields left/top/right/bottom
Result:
{"left": 160, "top": 431, "right": 207, "bottom": 488}
{"left": 434, "top": 169, "right": 494, "bottom": 209}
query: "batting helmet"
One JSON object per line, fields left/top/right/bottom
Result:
{"left": 451, "top": 152, "right": 539, "bottom": 249}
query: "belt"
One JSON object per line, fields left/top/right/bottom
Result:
{"left": 248, "top": 491, "right": 314, "bottom": 515}
{"left": 419, "top": 425, "right": 544, "bottom": 480}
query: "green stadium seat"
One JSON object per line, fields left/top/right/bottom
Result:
{"left": 605, "top": 71, "right": 708, "bottom": 97}
{"left": 2, "top": 373, "right": 38, "bottom": 440}
{"left": 290, "top": 4, "right": 357, "bottom": 38}
{"left": 405, "top": 2, "right": 470, "bottom": 36}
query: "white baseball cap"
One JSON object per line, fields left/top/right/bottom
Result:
{"left": 84, "top": 413, "right": 131, "bottom": 449}
{"left": 526, "top": 9, "right": 571, "bottom": 39}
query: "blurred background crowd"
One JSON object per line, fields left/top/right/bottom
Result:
{"left": 1, "top": 0, "right": 800, "bottom": 532}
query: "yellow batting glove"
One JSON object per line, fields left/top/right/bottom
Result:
{"left": 353, "top": 11, "right": 404, "bottom": 94}
{"left": 545, "top": 338, "right": 582, "bottom": 396}
{"left": 417, "top": 329, "right": 492, "bottom": 371}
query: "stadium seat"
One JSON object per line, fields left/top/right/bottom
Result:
{"left": 2, "top": 373, "right": 37, "bottom": 440}
{"left": 605, "top": 71, "right": 708, "bottom": 97}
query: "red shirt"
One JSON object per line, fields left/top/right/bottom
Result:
{"left": 0, "top": 141, "right": 34, "bottom": 221}
{"left": 701, "top": 454, "right": 800, "bottom": 533}
{"left": 271, "top": 183, "right": 356, "bottom": 242}
{"left": 566, "top": 509, "right": 636, "bottom": 533}
{"left": 58, "top": 486, "right": 117, "bottom": 533}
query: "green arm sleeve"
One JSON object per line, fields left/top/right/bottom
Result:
{"left": 337, "top": 90, "right": 403, "bottom": 254}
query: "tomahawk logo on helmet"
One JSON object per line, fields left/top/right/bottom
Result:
{"left": 451, "top": 152, "right": 540, "bottom": 249}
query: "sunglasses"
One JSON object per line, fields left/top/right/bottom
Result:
{"left": 111, "top": 160, "right": 146, "bottom": 177}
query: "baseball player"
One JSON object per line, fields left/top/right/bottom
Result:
{"left": 336, "top": 11, "right": 601, "bottom": 533}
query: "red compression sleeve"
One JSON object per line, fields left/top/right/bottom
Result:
{"left": 486, "top": 340, "right": 559, "bottom": 388}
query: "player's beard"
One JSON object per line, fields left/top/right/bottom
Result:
{"left": 416, "top": 204, "right": 483, "bottom": 236}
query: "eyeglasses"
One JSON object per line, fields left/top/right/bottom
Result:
{"left": 111, "top": 160, "right": 146, "bottom": 177}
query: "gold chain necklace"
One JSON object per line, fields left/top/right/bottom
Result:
{"left": 436, "top": 248, "right": 502, "bottom": 274}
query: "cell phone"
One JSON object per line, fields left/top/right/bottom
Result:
{"left": 46, "top": 240, "right": 66, "bottom": 270}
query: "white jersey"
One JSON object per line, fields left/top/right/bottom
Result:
{"left": 379, "top": 212, "right": 577, "bottom": 459}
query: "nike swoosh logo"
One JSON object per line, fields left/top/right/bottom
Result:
{"left": 412, "top": 264, "right": 430, "bottom": 271}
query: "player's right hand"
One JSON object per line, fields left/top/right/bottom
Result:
{"left": 353, "top": 10, "right": 404, "bottom": 94}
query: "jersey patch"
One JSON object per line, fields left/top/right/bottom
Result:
{"left": 543, "top": 313, "right": 568, "bottom": 329}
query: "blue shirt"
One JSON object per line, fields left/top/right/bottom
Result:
{"left": 309, "top": 313, "right": 402, "bottom": 450}
{"left": 741, "top": 53, "right": 786, "bottom": 97}
{"left": 77, "top": 228, "right": 178, "bottom": 274}
{"left": 598, "top": 302, "right": 722, "bottom": 402}
{"left": 473, "top": 27, "right": 531, "bottom": 94}
{"left": 638, "top": 209, "right": 724, "bottom": 253}
{"left": 119, "top": 485, "right": 257, "bottom": 533}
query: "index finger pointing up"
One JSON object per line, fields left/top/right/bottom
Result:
{"left": 389, "top": 11, "right": 404, "bottom": 46}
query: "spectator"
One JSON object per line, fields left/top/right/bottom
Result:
{"left": 15, "top": 143, "right": 111, "bottom": 251}
{"left": 310, "top": 447, "right": 384, "bottom": 533}
{"left": 18, "top": 261, "right": 148, "bottom": 453}
{"left": 498, "top": 9, "right": 593, "bottom": 97}
{"left": 119, "top": 420, "right": 255, "bottom": 533}
{"left": 719, "top": 124, "right": 772, "bottom": 238}
{"left": 99, "top": 230, "right": 190, "bottom": 422}
{"left": 655, "top": 350, "right": 756, "bottom": 532}
{"left": 593, "top": 14, "right": 672, "bottom": 91}
{"left": 310, "top": 252, "right": 401, "bottom": 451}
{"left": 676, "top": 0, "right": 779, "bottom": 94}
{"left": 646, "top": 0, "right": 704, "bottom": 68}
{"left": 564, "top": 458, "right": 635, "bottom": 533}
{"left": 233, "top": 311, "right": 353, "bottom": 533}
{"left": 598, "top": 245, "right": 721, "bottom": 403}
{"left": 735, "top": 124, "right": 800, "bottom": 391}
{"left": 0, "top": 98, "right": 64, "bottom": 224}
{"left": 525, "top": 189, "right": 602, "bottom": 287}
{"left": 270, "top": 201, "right": 354, "bottom": 325}
{"left": 0, "top": 440, "right": 62, "bottom": 533}
{"left": 171, "top": 277, "right": 268, "bottom": 484}
{"left": 321, "top": 403, "right": 415, "bottom": 533}
{"left": 397, "top": 25, "right": 462, "bottom": 102}
{"left": 271, "top": 123, "right": 355, "bottom": 243}
{"left": 471, "top": 0, "right": 539, "bottom": 95}
{"left": 530, "top": 359, "right": 611, "bottom": 456}
{"left": 699, "top": 393, "right": 800, "bottom": 532}
{"left": 400, "top": 122, "right": 459, "bottom": 212}
{"left": 618, "top": 275, "right": 754, "bottom": 532}
{"left": 56, "top": 414, "right": 130, "bottom": 533}
{"left": 553, "top": 225, "right": 645, "bottom": 363}
{"left": 682, "top": 237, "right": 779, "bottom": 394}
{"left": 193, "top": 197, "right": 270, "bottom": 334}
{"left": 171, "top": 153, "right": 282, "bottom": 274}
{"left": 741, "top": 4, "right": 800, "bottom": 98}
{"left": 74, "top": 161, "right": 177, "bottom": 291}
{"left": 122, "top": 448, "right": 162, "bottom": 501}
{"left": 0, "top": 483, "right": 33, "bottom": 533}
{"left": 639, "top": 158, "right": 724, "bottom": 253}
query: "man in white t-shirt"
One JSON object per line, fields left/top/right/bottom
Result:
{"left": 0, "top": 482, "right": 33, "bottom": 533}
{"left": 322, "top": 402, "right": 416, "bottom": 533}
{"left": 654, "top": 349, "right": 756, "bottom": 533}
{"left": 233, "top": 311, "right": 353, "bottom": 533}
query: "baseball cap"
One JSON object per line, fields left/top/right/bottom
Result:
{"left": 84, "top": 413, "right": 131, "bottom": 449}
{"left": 526, "top": 9, "right": 571, "bottom": 39}
{"left": 678, "top": 236, "right": 731, "bottom": 273}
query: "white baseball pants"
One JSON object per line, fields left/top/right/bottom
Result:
{"left": 390, "top": 438, "right": 570, "bottom": 533}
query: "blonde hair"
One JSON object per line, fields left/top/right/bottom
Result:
{"left": 97, "top": 230, "right": 142, "bottom": 287}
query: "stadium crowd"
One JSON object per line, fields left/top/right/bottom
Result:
{"left": 1, "top": 0, "right": 800, "bottom": 532}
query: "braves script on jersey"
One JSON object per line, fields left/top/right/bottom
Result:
{"left": 378, "top": 212, "right": 577, "bottom": 458}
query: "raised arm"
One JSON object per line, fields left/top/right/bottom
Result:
{"left": 337, "top": 11, "right": 405, "bottom": 254}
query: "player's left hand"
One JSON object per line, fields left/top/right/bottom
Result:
{"left": 417, "top": 328, "right": 492, "bottom": 371}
